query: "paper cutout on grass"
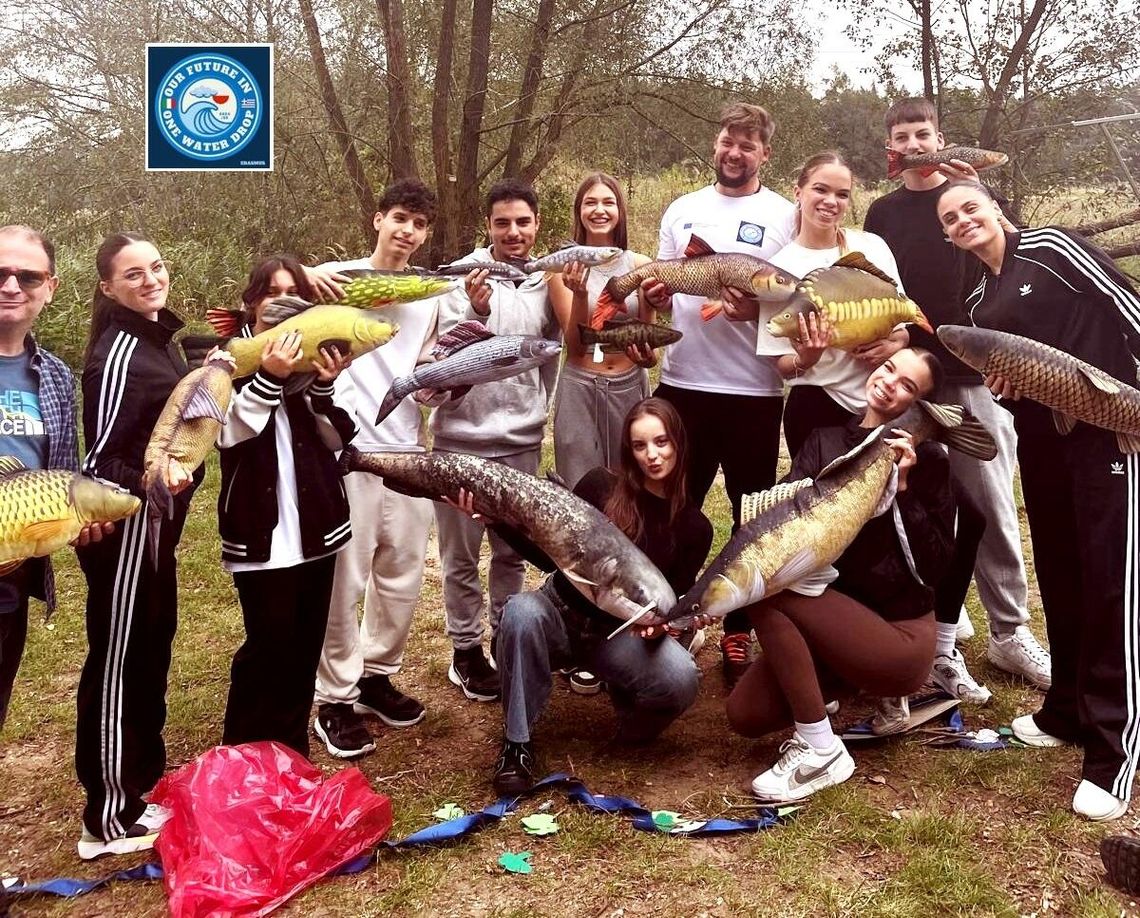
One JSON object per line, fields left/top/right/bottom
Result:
{"left": 521, "top": 814, "right": 559, "bottom": 836}
{"left": 432, "top": 803, "right": 466, "bottom": 821}
{"left": 498, "top": 851, "right": 533, "bottom": 874}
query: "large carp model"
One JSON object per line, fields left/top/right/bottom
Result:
{"left": 340, "top": 448, "right": 677, "bottom": 621}
{"left": 938, "top": 325, "right": 1140, "bottom": 453}
{"left": 659, "top": 401, "right": 998, "bottom": 626}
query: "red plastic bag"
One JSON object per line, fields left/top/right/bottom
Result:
{"left": 151, "top": 742, "right": 392, "bottom": 918}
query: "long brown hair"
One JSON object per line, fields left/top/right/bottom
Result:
{"left": 604, "top": 397, "right": 690, "bottom": 544}
{"left": 794, "top": 151, "right": 852, "bottom": 254}
{"left": 84, "top": 232, "right": 151, "bottom": 366}
{"left": 572, "top": 173, "right": 628, "bottom": 250}
{"left": 240, "top": 255, "right": 317, "bottom": 325}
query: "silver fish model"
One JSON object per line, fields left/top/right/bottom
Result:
{"left": 374, "top": 321, "right": 562, "bottom": 424}
{"left": 429, "top": 261, "right": 530, "bottom": 283}
{"left": 661, "top": 401, "right": 997, "bottom": 627}
{"left": 340, "top": 447, "right": 677, "bottom": 621}
{"left": 938, "top": 324, "right": 1140, "bottom": 453}
{"left": 524, "top": 245, "right": 622, "bottom": 273}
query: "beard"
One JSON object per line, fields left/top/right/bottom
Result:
{"left": 715, "top": 161, "right": 757, "bottom": 189}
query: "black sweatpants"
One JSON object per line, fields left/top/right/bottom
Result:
{"left": 1017, "top": 423, "right": 1140, "bottom": 798}
{"left": 76, "top": 506, "right": 187, "bottom": 841}
{"left": 222, "top": 554, "right": 337, "bottom": 757}
{"left": 782, "top": 385, "right": 856, "bottom": 460}
{"left": 934, "top": 478, "right": 987, "bottom": 625}
{"left": 654, "top": 383, "right": 783, "bottom": 634}
{"left": 0, "top": 567, "right": 30, "bottom": 731}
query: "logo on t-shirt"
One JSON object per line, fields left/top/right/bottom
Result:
{"left": 736, "top": 222, "right": 766, "bottom": 246}
{"left": 0, "top": 390, "right": 45, "bottom": 437}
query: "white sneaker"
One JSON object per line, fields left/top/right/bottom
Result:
{"left": 871, "top": 696, "right": 911, "bottom": 736}
{"left": 956, "top": 605, "right": 975, "bottom": 641}
{"left": 1010, "top": 713, "right": 1066, "bottom": 747}
{"left": 988, "top": 626, "right": 1051, "bottom": 689}
{"left": 1073, "top": 780, "right": 1128, "bottom": 821}
{"left": 931, "top": 649, "right": 993, "bottom": 704}
{"left": 77, "top": 804, "right": 171, "bottom": 860}
{"left": 750, "top": 734, "right": 855, "bottom": 803}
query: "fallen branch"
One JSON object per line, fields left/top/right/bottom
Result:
{"left": 1072, "top": 207, "right": 1140, "bottom": 237}
{"left": 1104, "top": 241, "right": 1140, "bottom": 259}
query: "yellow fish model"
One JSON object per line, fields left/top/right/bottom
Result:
{"left": 0, "top": 456, "right": 141, "bottom": 577}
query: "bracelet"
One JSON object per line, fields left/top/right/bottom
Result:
{"left": 791, "top": 355, "right": 803, "bottom": 378}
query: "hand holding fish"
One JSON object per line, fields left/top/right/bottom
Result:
{"left": 935, "top": 158, "right": 980, "bottom": 182}
{"left": 442, "top": 487, "right": 486, "bottom": 523}
{"left": 164, "top": 458, "right": 195, "bottom": 496}
{"left": 71, "top": 521, "right": 115, "bottom": 547}
{"left": 260, "top": 330, "right": 306, "bottom": 378}
{"left": 563, "top": 261, "right": 590, "bottom": 295}
{"left": 625, "top": 342, "right": 657, "bottom": 369}
{"left": 640, "top": 278, "right": 674, "bottom": 312}
{"left": 884, "top": 428, "right": 918, "bottom": 491}
{"left": 312, "top": 344, "right": 352, "bottom": 383}
{"left": 791, "top": 311, "right": 832, "bottom": 371}
{"left": 720, "top": 285, "right": 760, "bottom": 322}
{"left": 983, "top": 372, "right": 1021, "bottom": 401}
{"left": 465, "top": 268, "right": 493, "bottom": 317}
{"left": 303, "top": 267, "right": 349, "bottom": 303}
{"left": 852, "top": 328, "right": 909, "bottom": 366}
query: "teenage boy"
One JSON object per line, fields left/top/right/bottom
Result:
{"left": 432, "top": 179, "right": 561, "bottom": 700}
{"left": 644, "top": 102, "right": 795, "bottom": 688}
{"left": 864, "top": 97, "right": 1051, "bottom": 694}
{"left": 0, "top": 225, "right": 110, "bottom": 731}
{"left": 312, "top": 179, "right": 442, "bottom": 758}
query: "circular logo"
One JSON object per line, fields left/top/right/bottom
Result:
{"left": 154, "top": 52, "right": 263, "bottom": 161}
{"left": 737, "top": 222, "right": 764, "bottom": 244}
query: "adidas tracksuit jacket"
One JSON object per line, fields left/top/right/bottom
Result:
{"left": 76, "top": 307, "right": 200, "bottom": 842}
{"left": 967, "top": 227, "right": 1140, "bottom": 798}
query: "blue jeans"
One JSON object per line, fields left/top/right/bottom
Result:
{"left": 497, "top": 578, "right": 699, "bottom": 743}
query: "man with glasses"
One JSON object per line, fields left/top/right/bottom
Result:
{"left": 0, "top": 224, "right": 108, "bottom": 733}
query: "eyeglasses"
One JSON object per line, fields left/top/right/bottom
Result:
{"left": 118, "top": 262, "right": 168, "bottom": 288}
{"left": 0, "top": 267, "right": 53, "bottom": 291}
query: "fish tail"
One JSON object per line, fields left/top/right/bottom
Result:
{"left": 886, "top": 149, "right": 904, "bottom": 179}
{"left": 700, "top": 300, "right": 724, "bottom": 322}
{"left": 205, "top": 308, "right": 245, "bottom": 337}
{"left": 591, "top": 291, "right": 621, "bottom": 329}
{"left": 577, "top": 324, "right": 599, "bottom": 346}
{"left": 144, "top": 472, "right": 174, "bottom": 570}
{"left": 374, "top": 387, "right": 404, "bottom": 425}
{"left": 913, "top": 305, "right": 934, "bottom": 334}
{"left": 918, "top": 401, "right": 999, "bottom": 460}
{"left": 338, "top": 444, "right": 361, "bottom": 476}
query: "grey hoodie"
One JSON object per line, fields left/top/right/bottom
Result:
{"left": 429, "top": 247, "right": 561, "bottom": 457}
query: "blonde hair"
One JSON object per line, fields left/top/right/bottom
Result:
{"left": 794, "top": 151, "right": 852, "bottom": 254}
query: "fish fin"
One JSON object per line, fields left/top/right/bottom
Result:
{"left": 886, "top": 149, "right": 904, "bottom": 179}
{"left": 556, "top": 240, "right": 577, "bottom": 250}
{"left": 590, "top": 291, "right": 621, "bottom": 329}
{"left": 739, "top": 479, "right": 813, "bottom": 524}
{"left": 767, "top": 548, "right": 825, "bottom": 595}
{"left": 447, "top": 385, "right": 473, "bottom": 400}
{"left": 546, "top": 470, "right": 570, "bottom": 488}
{"left": 0, "top": 559, "right": 23, "bottom": 577}
{"left": 205, "top": 308, "right": 245, "bottom": 337}
{"left": 20, "top": 518, "right": 72, "bottom": 542}
{"left": 577, "top": 324, "right": 599, "bottom": 346}
{"left": 0, "top": 455, "right": 27, "bottom": 477}
{"left": 912, "top": 305, "right": 934, "bottom": 334}
{"left": 917, "top": 400, "right": 998, "bottom": 460}
{"left": 1052, "top": 410, "right": 1077, "bottom": 436}
{"left": 338, "top": 268, "right": 405, "bottom": 280}
{"left": 786, "top": 563, "right": 839, "bottom": 597}
{"left": 833, "top": 252, "right": 899, "bottom": 287}
{"left": 431, "top": 320, "right": 495, "bottom": 359}
{"left": 180, "top": 335, "right": 225, "bottom": 370}
{"left": 1117, "top": 432, "right": 1140, "bottom": 455}
{"left": 262, "top": 296, "right": 316, "bottom": 327}
{"left": 601, "top": 313, "right": 635, "bottom": 327}
{"left": 284, "top": 372, "right": 317, "bottom": 395}
{"left": 684, "top": 234, "right": 716, "bottom": 259}
{"left": 316, "top": 339, "right": 351, "bottom": 360}
{"left": 700, "top": 300, "right": 724, "bottom": 322}
{"left": 562, "top": 567, "right": 599, "bottom": 589}
{"left": 180, "top": 383, "right": 227, "bottom": 423}
{"left": 1077, "top": 363, "right": 1120, "bottom": 394}
{"left": 374, "top": 389, "right": 404, "bottom": 425}
{"left": 817, "top": 426, "right": 885, "bottom": 480}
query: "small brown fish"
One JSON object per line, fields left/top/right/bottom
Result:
{"left": 766, "top": 253, "right": 932, "bottom": 350}
{"left": 886, "top": 144, "right": 1008, "bottom": 180}
{"left": 590, "top": 235, "right": 797, "bottom": 328}
{"left": 577, "top": 314, "right": 683, "bottom": 353}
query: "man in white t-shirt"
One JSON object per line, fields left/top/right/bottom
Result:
{"left": 645, "top": 102, "right": 795, "bottom": 688}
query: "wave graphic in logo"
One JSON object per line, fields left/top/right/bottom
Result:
{"left": 155, "top": 52, "right": 262, "bottom": 162}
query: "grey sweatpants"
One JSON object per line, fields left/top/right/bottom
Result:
{"left": 553, "top": 362, "right": 649, "bottom": 490}
{"left": 436, "top": 448, "right": 541, "bottom": 651}
{"left": 942, "top": 381, "right": 1029, "bottom": 634}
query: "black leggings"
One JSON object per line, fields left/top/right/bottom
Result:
{"left": 726, "top": 589, "right": 935, "bottom": 737}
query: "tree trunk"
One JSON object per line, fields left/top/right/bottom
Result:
{"left": 503, "top": 0, "right": 556, "bottom": 177}
{"left": 430, "top": 0, "right": 459, "bottom": 264}
{"left": 376, "top": 0, "right": 420, "bottom": 179}
{"left": 298, "top": 0, "right": 375, "bottom": 239}
{"left": 976, "top": 0, "right": 1048, "bottom": 148}
{"left": 455, "top": 0, "right": 493, "bottom": 254}
{"left": 920, "top": 0, "right": 934, "bottom": 101}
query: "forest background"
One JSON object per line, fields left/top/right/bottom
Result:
{"left": 1, "top": 0, "right": 1139, "bottom": 370}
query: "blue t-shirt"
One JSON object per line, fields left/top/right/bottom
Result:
{"left": 0, "top": 350, "right": 48, "bottom": 470}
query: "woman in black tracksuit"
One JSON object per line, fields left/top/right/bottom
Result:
{"left": 938, "top": 180, "right": 1140, "bottom": 821}
{"left": 76, "top": 233, "right": 200, "bottom": 859}
{"left": 218, "top": 255, "right": 355, "bottom": 757}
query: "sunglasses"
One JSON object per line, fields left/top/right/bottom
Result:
{"left": 0, "top": 267, "right": 53, "bottom": 291}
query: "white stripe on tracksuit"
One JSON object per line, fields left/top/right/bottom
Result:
{"left": 83, "top": 332, "right": 137, "bottom": 475}
{"left": 1113, "top": 453, "right": 1140, "bottom": 801}
{"left": 98, "top": 508, "right": 147, "bottom": 838}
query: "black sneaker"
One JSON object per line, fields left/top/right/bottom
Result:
{"left": 1103, "top": 836, "right": 1140, "bottom": 894}
{"left": 492, "top": 739, "right": 535, "bottom": 797}
{"left": 313, "top": 703, "right": 377, "bottom": 759}
{"left": 449, "top": 646, "right": 500, "bottom": 701}
{"left": 355, "top": 674, "right": 426, "bottom": 727}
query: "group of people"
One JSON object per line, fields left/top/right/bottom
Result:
{"left": 3, "top": 95, "right": 1140, "bottom": 871}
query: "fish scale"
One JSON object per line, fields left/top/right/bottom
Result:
{"left": 338, "top": 271, "right": 456, "bottom": 308}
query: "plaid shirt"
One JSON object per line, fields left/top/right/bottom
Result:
{"left": 19, "top": 335, "right": 78, "bottom": 613}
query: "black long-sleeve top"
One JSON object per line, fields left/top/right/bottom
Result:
{"left": 789, "top": 420, "right": 956, "bottom": 621}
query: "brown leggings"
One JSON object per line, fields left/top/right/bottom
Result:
{"left": 726, "top": 589, "right": 935, "bottom": 738}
